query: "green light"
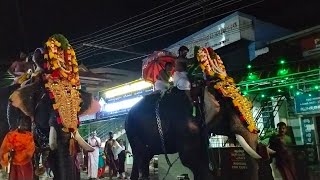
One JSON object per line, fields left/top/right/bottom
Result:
{"left": 277, "top": 68, "right": 289, "bottom": 76}
{"left": 277, "top": 89, "right": 282, "bottom": 92}
{"left": 247, "top": 72, "right": 258, "bottom": 81}
{"left": 315, "top": 85, "right": 319, "bottom": 90}
{"left": 308, "top": 94, "right": 312, "bottom": 97}
{"left": 290, "top": 85, "right": 294, "bottom": 89}
{"left": 261, "top": 94, "right": 265, "bottom": 98}
{"left": 296, "top": 92, "right": 301, "bottom": 95}
{"left": 279, "top": 58, "right": 286, "bottom": 64}
{"left": 243, "top": 91, "right": 248, "bottom": 96}
{"left": 270, "top": 96, "right": 274, "bottom": 100}
{"left": 247, "top": 64, "right": 252, "bottom": 69}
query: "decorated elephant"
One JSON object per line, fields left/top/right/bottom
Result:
{"left": 126, "top": 47, "right": 273, "bottom": 180}
{"left": 0, "top": 34, "right": 100, "bottom": 180}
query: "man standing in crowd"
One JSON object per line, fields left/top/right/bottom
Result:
{"left": 269, "top": 122, "right": 296, "bottom": 180}
{"left": 117, "top": 139, "right": 131, "bottom": 179}
{"left": 87, "top": 131, "right": 101, "bottom": 180}
{"left": 104, "top": 132, "right": 118, "bottom": 180}
{"left": 269, "top": 122, "right": 294, "bottom": 145}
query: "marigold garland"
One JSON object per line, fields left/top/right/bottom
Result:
{"left": 196, "top": 47, "right": 258, "bottom": 133}
{"left": 43, "top": 34, "right": 81, "bottom": 132}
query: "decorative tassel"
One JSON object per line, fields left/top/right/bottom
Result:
{"left": 69, "top": 138, "right": 76, "bottom": 156}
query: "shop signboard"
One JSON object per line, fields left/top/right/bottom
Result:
{"left": 100, "top": 88, "right": 153, "bottom": 118}
{"left": 301, "top": 34, "right": 320, "bottom": 57}
{"left": 300, "top": 117, "right": 316, "bottom": 145}
{"left": 167, "top": 15, "right": 246, "bottom": 58}
{"left": 294, "top": 91, "right": 320, "bottom": 114}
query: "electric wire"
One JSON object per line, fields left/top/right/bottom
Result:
{"left": 78, "top": 0, "right": 213, "bottom": 45}
{"left": 79, "top": 0, "right": 264, "bottom": 65}
{"left": 70, "top": 0, "right": 188, "bottom": 44}
{"left": 74, "top": 0, "right": 203, "bottom": 55}
{"left": 79, "top": 22, "right": 254, "bottom": 61}
{"left": 91, "top": 0, "right": 240, "bottom": 49}
{"left": 84, "top": 23, "right": 254, "bottom": 69}
{"left": 75, "top": 0, "right": 228, "bottom": 56}
{"left": 76, "top": 0, "right": 241, "bottom": 57}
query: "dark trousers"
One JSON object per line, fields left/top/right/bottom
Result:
{"left": 118, "top": 151, "right": 126, "bottom": 174}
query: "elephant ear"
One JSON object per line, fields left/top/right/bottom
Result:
{"left": 79, "top": 90, "right": 100, "bottom": 116}
{"left": 9, "top": 82, "right": 39, "bottom": 118}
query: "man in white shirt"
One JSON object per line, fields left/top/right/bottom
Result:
{"left": 87, "top": 131, "right": 101, "bottom": 180}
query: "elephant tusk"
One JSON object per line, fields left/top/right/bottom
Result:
{"left": 74, "top": 131, "right": 94, "bottom": 152}
{"left": 49, "top": 126, "right": 57, "bottom": 150}
{"left": 235, "top": 134, "right": 262, "bottom": 159}
{"left": 267, "top": 147, "right": 276, "bottom": 154}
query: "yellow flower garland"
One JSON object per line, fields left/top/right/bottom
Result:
{"left": 43, "top": 37, "right": 81, "bottom": 132}
{"left": 197, "top": 47, "right": 258, "bottom": 133}
{"left": 44, "top": 37, "right": 80, "bottom": 88}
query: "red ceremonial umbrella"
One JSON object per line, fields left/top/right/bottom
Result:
{"left": 142, "top": 50, "right": 177, "bottom": 83}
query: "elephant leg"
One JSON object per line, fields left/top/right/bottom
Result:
{"left": 178, "top": 134, "right": 213, "bottom": 180}
{"left": 140, "top": 154, "right": 153, "bottom": 180}
{"left": 130, "top": 155, "right": 140, "bottom": 180}
{"left": 129, "top": 137, "right": 148, "bottom": 180}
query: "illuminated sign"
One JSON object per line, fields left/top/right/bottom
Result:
{"left": 104, "top": 96, "right": 143, "bottom": 112}
{"left": 103, "top": 80, "right": 153, "bottom": 99}
{"left": 167, "top": 14, "right": 254, "bottom": 58}
{"left": 99, "top": 79, "right": 154, "bottom": 118}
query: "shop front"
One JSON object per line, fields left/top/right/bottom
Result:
{"left": 294, "top": 91, "right": 320, "bottom": 161}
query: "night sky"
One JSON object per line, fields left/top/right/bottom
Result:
{"left": 0, "top": 0, "right": 319, "bottom": 71}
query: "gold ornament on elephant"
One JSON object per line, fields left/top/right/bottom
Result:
{"left": 196, "top": 47, "right": 258, "bottom": 133}
{"left": 45, "top": 79, "right": 81, "bottom": 132}
{"left": 43, "top": 35, "right": 81, "bottom": 132}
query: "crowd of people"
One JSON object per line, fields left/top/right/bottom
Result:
{"left": 83, "top": 131, "right": 131, "bottom": 180}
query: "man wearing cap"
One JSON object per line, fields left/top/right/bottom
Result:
{"left": 87, "top": 131, "right": 101, "bottom": 180}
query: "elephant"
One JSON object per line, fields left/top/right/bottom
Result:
{"left": 125, "top": 47, "right": 273, "bottom": 180}
{"left": 0, "top": 84, "right": 21, "bottom": 148}
{"left": 0, "top": 35, "right": 100, "bottom": 180}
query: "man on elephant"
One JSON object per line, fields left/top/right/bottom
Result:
{"left": 87, "top": 131, "right": 101, "bottom": 180}
{"left": 173, "top": 46, "right": 191, "bottom": 92}
{"left": 8, "top": 52, "right": 34, "bottom": 84}
{"left": 173, "top": 46, "right": 199, "bottom": 121}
